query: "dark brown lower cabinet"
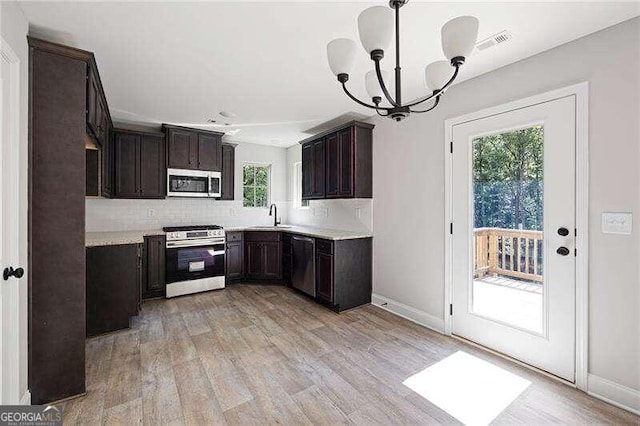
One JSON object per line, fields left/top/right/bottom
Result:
{"left": 244, "top": 232, "right": 282, "bottom": 280}
{"left": 142, "top": 235, "right": 166, "bottom": 299}
{"left": 223, "top": 231, "right": 371, "bottom": 312}
{"left": 282, "top": 234, "right": 292, "bottom": 286}
{"left": 316, "top": 251, "right": 334, "bottom": 303}
{"left": 86, "top": 244, "right": 142, "bottom": 337}
{"left": 226, "top": 232, "right": 244, "bottom": 281}
{"left": 325, "top": 238, "right": 372, "bottom": 312}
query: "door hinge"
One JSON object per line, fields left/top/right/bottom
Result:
{"left": 450, "top": 222, "right": 453, "bottom": 235}
{"left": 575, "top": 228, "right": 578, "bottom": 237}
{"left": 450, "top": 304, "right": 453, "bottom": 315}
{"left": 575, "top": 248, "right": 577, "bottom": 257}
{"left": 450, "top": 141, "right": 453, "bottom": 154}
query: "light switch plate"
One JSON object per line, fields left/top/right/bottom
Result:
{"left": 601, "top": 212, "right": 632, "bottom": 235}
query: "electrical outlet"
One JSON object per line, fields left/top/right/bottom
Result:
{"left": 229, "top": 207, "right": 236, "bottom": 216}
{"left": 602, "top": 212, "right": 632, "bottom": 235}
{"left": 147, "top": 209, "right": 156, "bottom": 217}
{"left": 355, "top": 207, "right": 362, "bottom": 219}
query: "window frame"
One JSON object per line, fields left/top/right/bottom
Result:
{"left": 242, "top": 162, "right": 271, "bottom": 208}
{"left": 293, "top": 161, "right": 310, "bottom": 209}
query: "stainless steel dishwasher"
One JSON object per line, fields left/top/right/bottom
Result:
{"left": 291, "top": 235, "right": 315, "bottom": 297}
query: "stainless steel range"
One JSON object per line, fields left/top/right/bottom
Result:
{"left": 163, "top": 225, "right": 226, "bottom": 298}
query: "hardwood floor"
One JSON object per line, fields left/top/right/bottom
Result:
{"left": 61, "top": 284, "right": 638, "bottom": 425}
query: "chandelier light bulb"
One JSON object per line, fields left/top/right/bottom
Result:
{"left": 358, "top": 6, "right": 394, "bottom": 54}
{"left": 326, "top": 38, "right": 357, "bottom": 76}
{"left": 365, "top": 69, "right": 389, "bottom": 100}
{"left": 441, "top": 16, "right": 480, "bottom": 62}
{"left": 425, "top": 60, "right": 453, "bottom": 92}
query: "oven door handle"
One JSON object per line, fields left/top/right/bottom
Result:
{"left": 166, "top": 238, "right": 225, "bottom": 248}
{"left": 211, "top": 250, "right": 226, "bottom": 256}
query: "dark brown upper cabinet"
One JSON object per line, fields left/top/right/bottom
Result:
{"left": 302, "top": 137, "right": 326, "bottom": 199}
{"left": 198, "top": 133, "right": 223, "bottom": 170}
{"left": 220, "top": 143, "right": 235, "bottom": 200}
{"left": 113, "top": 129, "right": 165, "bottom": 199}
{"left": 301, "top": 121, "right": 373, "bottom": 200}
{"left": 163, "top": 124, "right": 224, "bottom": 172}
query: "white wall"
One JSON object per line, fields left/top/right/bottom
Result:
{"left": 370, "top": 17, "right": 640, "bottom": 395}
{"left": 284, "top": 142, "right": 373, "bottom": 234}
{"left": 1, "top": 1, "right": 29, "bottom": 403}
{"left": 86, "top": 140, "right": 288, "bottom": 231}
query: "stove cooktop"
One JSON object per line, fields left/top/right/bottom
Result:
{"left": 162, "top": 225, "right": 224, "bottom": 232}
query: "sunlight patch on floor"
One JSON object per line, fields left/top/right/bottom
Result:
{"left": 403, "top": 351, "right": 531, "bottom": 425}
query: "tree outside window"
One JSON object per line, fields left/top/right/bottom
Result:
{"left": 243, "top": 164, "right": 270, "bottom": 207}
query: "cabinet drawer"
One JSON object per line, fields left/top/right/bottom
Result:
{"left": 244, "top": 231, "right": 281, "bottom": 242}
{"left": 226, "top": 231, "right": 243, "bottom": 242}
{"left": 316, "top": 238, "right": 334, "bottom": 254}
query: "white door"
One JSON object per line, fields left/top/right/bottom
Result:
{"left": 1, "top": 37, "right": 24, "bottom": 404}
{"left": 452, "top": 96, "right": 576, "bottom": 382}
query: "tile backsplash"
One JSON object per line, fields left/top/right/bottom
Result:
{"left": 287, "top": 199, "right": 373, "bottom": 234}
{"left": 85, "top": 198, "right": 289, "bottom": 232}
{"left": 86, "top": 197, "right": 373, "bottom": 234}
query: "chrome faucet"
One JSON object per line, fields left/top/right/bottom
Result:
{"left": 269, "top": 203, "right": 281, "bottom": 227}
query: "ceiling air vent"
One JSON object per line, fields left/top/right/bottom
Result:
{"left": 476, "top": 31, "right": 512, "bottom": 51}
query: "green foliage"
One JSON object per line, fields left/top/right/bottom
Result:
{"left": 243, "top": 165, "right": 269, "bottom": 207}
{"left": 473, "top": 126, "right": 543, "bottom": 231}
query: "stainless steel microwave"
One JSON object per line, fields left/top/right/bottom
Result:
{"left": 167, "top": 169, "right": 222, "bottom": 198}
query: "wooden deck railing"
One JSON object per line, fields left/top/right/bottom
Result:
{"left": 474, "top": 227, "right": 544, "bottom": 282}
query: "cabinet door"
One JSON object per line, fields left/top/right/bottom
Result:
{"left": 316, "top": 252, "right": 334, "bottom": 303}
{"left": 338, "top": 128, "right": 354, "bottom": 197}
{"left": 114, "top": 132, "right": 140, "bottom": 197}
{"left": 226, "top": 241, "right": 244, "bottom": 280}
{"left": 139, "top": 134, "right": 165, "bottom": 198}
{"left": 302, "top": 142, "right": 313, "bottom": 199}
{"left": 101, "top": 128, "right": 113, "bottom": 197}
{"left": 325, "top": 132, "right": 339, "bottom": 197}
{"left": 245, "top": 242, "right": 263, "bottom": 279}
{"left": 220, "top": 144, "right": 235, "bottom": 200}
{"left": 87, "top": 244, "right": 140, "bottom": 337}
{"left": 197, "top": 133, "right": 222, "bottom": 171}
{"left": 95, "top": 97, "right": 107, "bottom": 145}
{"left": 142, "top": 235, "right": 166, "bottom": 299}
{"left": 262, "top": 242, "right": 282, "bottom": 280}
{"left": 86, "top": 69, "right": 99, "bottom": 136}
{"left": 312, "top": 138, "right": 326, "bottom": 198}
{"left": 167, "top": 129, "right": 196, "bottom": 169}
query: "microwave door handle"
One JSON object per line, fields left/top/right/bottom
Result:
{"left": 208, "top": 174, "right": 213, "bottom": 197}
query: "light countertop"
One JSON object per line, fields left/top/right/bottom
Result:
{"left": 86, "top": 230, "right": 165, "bottom": 247}
{"left": 86, "top": 225, "right": 371, "bottom": 247}
{"left": 225, "top": 225, "right": 372, "bottom": 241}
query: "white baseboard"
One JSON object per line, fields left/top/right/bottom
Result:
{"left": 20, "top": 390, "right": 31, "bottom": 405}
{"left": 371, "top": 293, "right": 445, "bottom": 334}
{"left": 588, "top": 374, "right": 640, "bottom": 415}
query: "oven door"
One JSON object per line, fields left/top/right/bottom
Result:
{"left": 166, "top": 239, "right": 225, "bottom": 284}
{"left": 167, "top": 169, "right": 211, "bottom": 197}
{"left": 209, "top": 172, "right": 222, "bottom": 198}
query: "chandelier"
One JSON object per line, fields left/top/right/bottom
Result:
{"left": 326, "top": 0, "right": 479, "bottom": 121}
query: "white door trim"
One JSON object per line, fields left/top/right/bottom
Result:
{"left": 1, "top": 35, "right": 26, "bottom": 404}
{"left": 443, "top": 82, "right": 589, "bottom": 391}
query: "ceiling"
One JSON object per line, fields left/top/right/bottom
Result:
{"left": 19, "top": 1, "right": 639, "bottom": 147}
